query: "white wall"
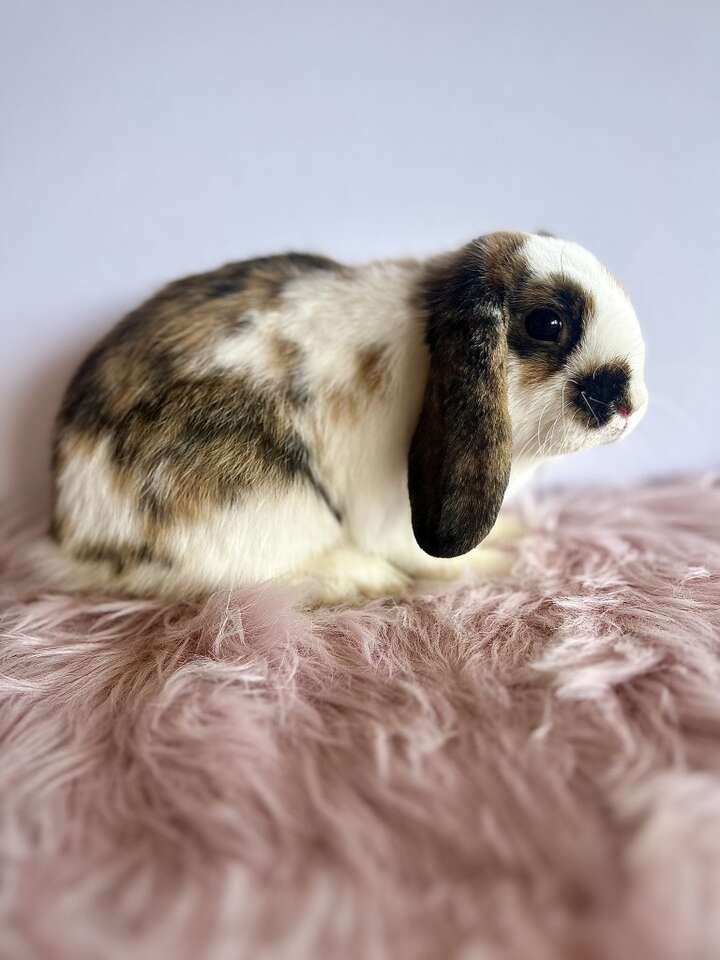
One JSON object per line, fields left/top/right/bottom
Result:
{"left": 2, "top": 0, "right": 718, "bottom": 515}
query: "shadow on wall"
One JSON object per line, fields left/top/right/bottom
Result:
{"left": 9, "top": 305, "right": 126, "bottom": 521}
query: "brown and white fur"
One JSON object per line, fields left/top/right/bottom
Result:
{"left": 37, "top": 232, "right": 648, "bottom": 605}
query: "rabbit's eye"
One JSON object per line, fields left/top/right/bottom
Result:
{"left": 525, "top": 308, "right": 563, "bottom": 343}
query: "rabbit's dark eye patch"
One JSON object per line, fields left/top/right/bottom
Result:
{"left": 507, "top": 274, "right": 593, "bottom": 377}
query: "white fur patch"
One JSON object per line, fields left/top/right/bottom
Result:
{"left": 161, "top": 484, "right": 342, "bottom": 589}
{"left": 210, "top": 310, "right": 268, "bottom": 375}
{"left": 55, "top": 437, "right": 145, "bottom": 548}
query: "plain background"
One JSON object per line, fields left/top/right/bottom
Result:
{"left": 2, "top": 0, "right": 718, "bottom": 516}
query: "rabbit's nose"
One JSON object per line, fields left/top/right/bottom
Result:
{"left": 572, "top": 363, "right": 631, "bottom": 427}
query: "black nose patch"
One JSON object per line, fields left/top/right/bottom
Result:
{"left": 572, "top": 362, "right": 631, "bottom": 427}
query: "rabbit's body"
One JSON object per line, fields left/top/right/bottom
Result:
{"left": 40, "top": 234, "right": 648, "bottom": 604}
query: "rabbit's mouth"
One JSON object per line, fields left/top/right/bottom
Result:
{"left": 511, "top": 389, "right": 648, "bottom": 461}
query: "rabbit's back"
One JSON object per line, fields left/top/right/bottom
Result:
{"left": 47, "top": 253, "right": 425, "bottom": 597}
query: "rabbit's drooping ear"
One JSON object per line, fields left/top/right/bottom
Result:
{"left": 407, "top": 237, "right": 520, "bottom": 558}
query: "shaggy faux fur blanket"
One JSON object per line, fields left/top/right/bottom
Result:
{"left": 2, "top": 478, "right": 720, "bottom": 960}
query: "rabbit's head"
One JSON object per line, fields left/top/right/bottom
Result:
{"left": 408, "top": 231, "right": 648, "bottom": 557}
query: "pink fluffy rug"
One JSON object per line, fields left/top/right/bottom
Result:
{"left": 2, "top": 478, "right": 720, "bottom": 960}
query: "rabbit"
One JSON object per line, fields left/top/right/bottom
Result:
{"left": 36, "top": 232, "right": 648, "bottom": 605}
